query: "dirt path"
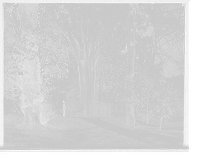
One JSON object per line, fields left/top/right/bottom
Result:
{"left": 81, "top": 118, "right": 182, "bottom": 148}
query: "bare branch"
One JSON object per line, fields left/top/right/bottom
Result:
{"left": 158, "top": 13, "right": 185, "bottom": 32}
{"left": 58, "top": 15, "right": 73, "bottom": 23}
{"left": 58, "top": 8, "right": 83, "bottom": 23}
{"left": 65, "top": 20, "right": 79, "bottom": 61}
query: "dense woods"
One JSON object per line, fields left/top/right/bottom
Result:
{"left": 3, "top": 3, "right": 185, "bottom": 149}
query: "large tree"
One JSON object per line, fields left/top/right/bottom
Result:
{"left": 16, "top": 3, "right": 43, "bottom": 127}
{"left": 63, "top": 4, "right": 103, "bottom": 116}
{"left": 125, "top": 3, "right": 137, "bottom": 126}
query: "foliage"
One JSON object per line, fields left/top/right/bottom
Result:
{"left": 4, "top": 4, "right": 72, "bottom": 126}
{"left": 4, "top": 5, "right": 20, "bottom": 99}
{"left": 4, "top": 4, "right": 184, "bottom": 128}
{"left": 141, "top": 3, "right": 185, "bottom": 68}
{"left": 156, "top": 82, "right": 183, "bottom": 119}
{"left": 40, "top": 97, "right": 58, "bottom": 125}
{"left": 99, "top": 4, "right": 127, "bottom": 100}
{"left": 94, "top": 101, "right": 111, "bottom": 117}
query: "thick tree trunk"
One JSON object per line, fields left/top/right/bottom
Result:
{"left": 125, "top": 3, "right": 137, "bottom": 126}
{"left": 159, "top": 116, "right": 163, "bottom": 131}
{"left": 78, "top": 61, "right": 87, "bottom": 115}
{"left": 94, "top": 62, "right": 100, "bottom": 115}
{"left": 16, "top": 3, "right": 43, "bottom": 127}
{"left": 94, "top": 62, "right": 100, "bottom": 102}
{"left": 152, "top": 4, "right": 157, "bottom": 61}
{"left": 63, "top": 101, "right": 66, "bottom": 117}
{"left": 146, "top": 108, "right": 149, "bottom": 126}
{"left": 68, "top": 13, "right": 100, "bottom": 117}
{"left": 77, "top": 59, "right": 97, "bottom": 116}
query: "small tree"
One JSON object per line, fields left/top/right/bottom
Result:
{"left": 156, "top": 82, "right": 180, "bottom": 130}
{"left": 125, "top": 3, "right": 138, "bottom": 126}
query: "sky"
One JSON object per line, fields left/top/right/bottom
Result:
{"left": 158, "top": 37, "right": 184, "bottom": 77}
{"left": 142, "top": 26, "right": 184, "bottom": 78}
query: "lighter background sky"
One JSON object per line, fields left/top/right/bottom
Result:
{"left": 142, "top": 26, "right": 184, "bottom": 77}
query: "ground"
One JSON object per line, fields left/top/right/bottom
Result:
{"left": 4, "top": 115, "right": 147, "bottom": 148}
{"left": 101, "top": 117, "right": 183, "bottom": 140}
{"left": 3, "top": 114, "right": 187, "bottom": 150}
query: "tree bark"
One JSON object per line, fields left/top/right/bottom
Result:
{"left": 63, "top": 101, "right": 66, "bottom": 117}
{"left": 16, "top": 3, "right": 43, "bottom": 128}
{"left": 131, "top": 105, "right": 136, "bottom": 128}
{"left": 66, "top": 4, "right": 102, "bottom": 116}
{"left": 4, "top": 8, "right": 16, "bottom": 45}
{"left": 151, "top": 4, "right": 157, "bottom": 66}
{"left": 146, "top": 108, "right": 149, "bottom": 126}
{"left": 159, "top": 116, "right": 163, "bottom": 131}
{"left": 125, "top": 3, "right": 137, "bottom": 126}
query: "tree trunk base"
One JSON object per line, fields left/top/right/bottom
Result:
{"left": 17, "top": 106, "right": 44, "bottom": 130}
{"left": 125, "top": 117, "right": 136, "bottom": 129}
{"left": 125, "top": 105, "right": 136, "bottom": 129}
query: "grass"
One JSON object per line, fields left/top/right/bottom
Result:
{"left": 4, "top": 115, "right": 147, "bottom": 148}
{"left": 138, "top": 118, "right": 183, "bottom": 128}
{"left": 47, "top": 116, "right": 97, "bottom": 130}
{"left": 101, "top": 117, "right": 183, "bottom": 139}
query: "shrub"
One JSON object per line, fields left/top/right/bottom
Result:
{"left": 40, "top": 100, "right": 58, "bottom": 125}
{"left": 94, "top": 101, "right": 111, "bottom": 116}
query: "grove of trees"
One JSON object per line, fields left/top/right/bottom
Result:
{"left": 4, "top": 3, "right": 185, "bottom": 130}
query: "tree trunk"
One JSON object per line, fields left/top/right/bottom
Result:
{"left": 146, "top": 108, "right": 149, "bottom": 126}
{"left": 16, "top": 3, "right": 43, "bottom": 127}
{"left": 101, "top": 83, "right": 104, "bottom": 101}
{"left": 63, "top": 101, "right": 66, "bottom": 117}
{"left": 151, "top": 4, "right": 157, "bottom": 66}
{"left": 78, "top": 60, "right": 87, "bottom": 115}
{"left": 159, "top": 116, "right": 163, "bottom": 131}
{"left": 132, "top": 106, "right": 136, "bottom": 128}
{"left": 76, "top": 57, "right": 97, "bottom": 116}
{"left": 125, "top": 3, "right": 137, "bottom": 126}
{"left": 84, "top": 57, "right": 98, "bottom": 116}
{"left": 66, "top": 4, "right": 103, "bottom": 116}
{"left": 94, "top": 62, "right": 100, "bottom": 115}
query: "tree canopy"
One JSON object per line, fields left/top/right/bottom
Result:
{"left": 4, "top": 3, "right": 185, "bottom": 128}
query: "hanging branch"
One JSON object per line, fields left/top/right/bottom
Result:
{"left": 58, "top": 8, "right": 83, "bottom": 23}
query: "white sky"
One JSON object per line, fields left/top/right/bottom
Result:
{"left": 142, "top": 26, "right": 184, "bottom": 77}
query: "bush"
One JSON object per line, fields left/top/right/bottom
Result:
{"left": 94, "top": 101, "right": 111, "bottom": 116}
{"left": 40, "top": 101, "right": 58, "bottom": 125}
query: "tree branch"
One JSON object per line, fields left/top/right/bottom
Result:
{"left": 58, "top": 8, "right": 82, "bottom": 23}
{"left": 158, "top": 13, "right": 185, "bottom": 32}
{"left": 65, "top": 17, "right": 79, "bottom": 62}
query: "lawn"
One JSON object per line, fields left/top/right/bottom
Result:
{"left": 101, "top": 117, "right": 183, "bottom": 139}
{"left": 4, "top": 115, "right": 147, "bottom": 148}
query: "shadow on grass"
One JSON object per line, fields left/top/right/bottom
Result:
{"left": 47, "top": 117, "right": 97, "bottom": 130}
{"left": 4, "top": 115, "right": 93, "bottom": 145}
{"left": 101, "top": 117, "right": 183, "bottom": 138}
{"left": 2, "top": 114, "right": 188, "bottom": 150}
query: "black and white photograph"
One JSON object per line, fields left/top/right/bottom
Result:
{"left": 1, "top": 2, "right": 188, "bottom": 150}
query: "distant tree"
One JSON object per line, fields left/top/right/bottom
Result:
{"left": 4, "top": 3, "right": 20, "bottom": 100}
{"left": 155, "top": 81, "right": 182, "bottom": 130}
{"left": 63, "top": 100, "right": 66, "bottom": 117}
{"left": 4, "top": 4, "right": 71, "bottom": 127}
{"left": 11, "top": 3, "right": 43, "bottom": 127}
{"left": 125, "top": 3, "right": 137, "bottom": 126}
{"left": 145, "top": 4, "right": 185, "bottom": 78}
{"left": 49, "top": 4, "right": 102, "bottom": 116}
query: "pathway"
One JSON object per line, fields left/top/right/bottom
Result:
{"left": 81, "top": 117, "right": 182, "bottom": 147}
